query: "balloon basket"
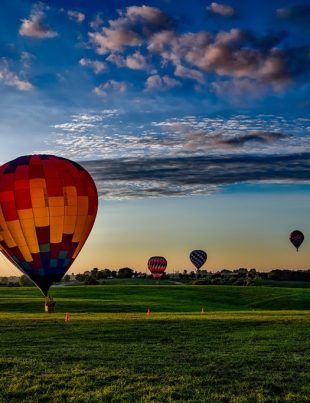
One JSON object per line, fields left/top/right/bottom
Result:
{"left": 45, "top": 304, "right": 55, "bottom": 313}
{"left": 44, "top": 296, "right": 56, "bottom": 313}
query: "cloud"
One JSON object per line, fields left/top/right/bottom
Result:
{"left": 0, "top": 58, "right": 33, "bottom": 91}
{"left": 174, "top": 65, "right": 205, "bottom": 84}
{"left": 211, "top": 78, "right": 267, "bottom": 101}
{"left": 165, "top": 126, "right": 286, "bottom": 153}
{"left": 89, "top": 5, "right": 173, "bottom": 54}
{"left": 19, "top": 2, "right": 58, "bottom": 39}
{"left": 93, "top": 80, "right": 127, "bottom": 96}
{"left": 145, "top": 74, "right": 181, "bottom": 90}
{"left": 68, "top": 10, "right": 85, "bottom": 23}
{"left": 106, "top": 50, "right": 150, "bottom": 71}
{"left": 37, "top": 112, "right": 310, "bottom": 198}
{"left": 85, "top": 5, "right": 307, "bottom": 95}
{"left": 79, "top": 58, "right": 106, "bottom": 74}
{"left": 126, "top": 51, "right": 149, "bottom": 70}
{"left": 207, "top": 2, "right": 236, "bottom": 17}
{"left": 43, "top": 112, "right": 310, "bottom": 166}
{"left": 277, "top": 5, "right": 310, "bottom": 29}
{"left": 147, "top": 28, "right": 293, "bottom": 87}
{"left": 90, "top": 14, "right": 104, "bottom": 30}
{"left": 211, "top": 131, "right": 285, "bottom": 148}
{"left": 81, "top": 152, "right": 310, "bottom": 199}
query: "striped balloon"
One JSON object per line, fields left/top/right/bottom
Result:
{"left": 190, "top": 250, "right": 207, "bottom": 271}
{"left": 0, "top": 155, "right": 98, "bottom": 295}
{"left": 148, "top": 256, "right": 167, "bottom": 279}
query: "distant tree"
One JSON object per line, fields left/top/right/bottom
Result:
{"left": 8, "top": 282, "right": 20, "bottom": 287}
{"left": 97, "top": 269, "right": 110, "bottom": 279}
{"left": 91, "top": 268, "right": 99, "bottom": 278}
{"left": 19, "top": 275, "right": 34, "bottom": 287}
{"left": 75, "top": 273, "right": 85, "bottom": 282}
{"left": 118, "top": 268, "right": 134, "bottom": 278}
{"left": 1, "top": 277, "right": 8, "bottom": 285}
{"left": 63, "top": 275, "right": 71, "bottom": 282}
{"left": 84, "top": 277, "right": 99, "bottom": 285}
{"left": 248, "top": 268, "right": 257, "bottom": 278}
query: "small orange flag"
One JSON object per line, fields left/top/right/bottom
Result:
{"left": 65, "top": 312, "right": 70, "bottom": 321}
{"left": 147, "top": 308, "right": 151, "bottom": 317}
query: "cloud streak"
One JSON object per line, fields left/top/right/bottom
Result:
{"left": 81, "top": 153, "right": 310, "bottom": 199}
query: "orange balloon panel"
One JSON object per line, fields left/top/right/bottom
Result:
{"left": 0, "top": 155, "right": 98, "bottom": 295}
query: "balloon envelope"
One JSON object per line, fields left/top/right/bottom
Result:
{"left": 148, "top": 256, "right": 167, "bottom": 279}
{"left": 289, "top": 230, "right": 304, "bottom": 251}
{"left": 190, "top": 250, "right": 207, "bottom": 271}
{"left": 0, "top": 155, "right": 98, "bottom": 295}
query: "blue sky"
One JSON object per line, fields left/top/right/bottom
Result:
{"left": 0, "top": 0, "right": 310, "bottom": 274}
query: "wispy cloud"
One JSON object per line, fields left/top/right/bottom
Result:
{"left": 19, "top": 2, "right": 58, "bottom": 39}
{"left": 35, "top": 111, "right": 310, "bottom": 199}
{"left": 207, "top": 2, "right": 236, "bottom": 17}
{"left": 145, "top": 74, "right": 181, "bottom": 90}
{"left": 277, "top": 4, "right": 310, "bottom": 29}
{"left": 79, "top": 58, "right": 106, "bottom": 74}
{"left": 0, "top": 58, "right": 33, "bottom": 91}
{"left": 93, "top": 80, "right": 127, "bottom": 97}
{"left": 68, "top": 10, "right": 85, "bottom": 23}
{"left": 40, "top": 112, "right": 310, "bottom": 158}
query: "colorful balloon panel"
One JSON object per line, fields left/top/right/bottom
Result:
{"left": 148, "top": 256, "right": 167, "bottom": 279}
{"left": 190, "top": 250, "right": 207, "bottom": 271}
{"left": 0, "top": 155, "right": 98, "bottom": 295}
{"left": 289, "top": 230, "right": 304, "bottom": 251}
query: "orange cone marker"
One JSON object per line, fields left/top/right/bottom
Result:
{"left": 147, "top": 308, "right": 151, "bottom": 317}
{"left": 65, "top": 312, "right": 70, "bottom": 321}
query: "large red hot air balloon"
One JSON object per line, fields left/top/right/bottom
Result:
{"left": 147, "top": 256, "right": 167, "bottom": 280}
{"left": 289, "top": 230, "right": 304, "bottom": 252}
{"left": 0, "top": 155, "right": 98, "bottom": 296}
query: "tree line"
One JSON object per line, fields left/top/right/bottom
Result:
{"left": 1, "top": 267, "right": 309, "bottom": 288}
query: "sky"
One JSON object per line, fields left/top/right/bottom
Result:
{"left": 0, "top": 0, "right": 310, "bottom": 275}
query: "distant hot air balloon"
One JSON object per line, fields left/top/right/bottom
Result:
{"left": 190, "top": 250, "right": 207, "bottom": 271}
{"left": 289, "top": 230, "right": 304, "bottom": 252}
{"left": 0, "top": 155, "right": 98, "bottom": 296}
{"left": 148, "top": 256, "right": 167, "bottom": 280}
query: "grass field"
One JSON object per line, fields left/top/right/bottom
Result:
{"left": 0, "top": 285, "right": 309, "bottom": 402}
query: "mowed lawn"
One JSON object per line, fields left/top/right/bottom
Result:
{"left": 0, "top": 286, "right": 309, "bottom": 402}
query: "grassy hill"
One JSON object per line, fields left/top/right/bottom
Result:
{"left": 0, "top": 284, "right": 309, "bottom": 313}
{"left": 0, "top": 285, "right": 309, "bottom": 402}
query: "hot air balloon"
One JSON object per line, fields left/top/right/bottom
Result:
{"left": 147, "top": 256, "right": 167, "bottom": 280}
{"left": 190, "top": 250, "right": 207, "bottom": 271}
{"left": 289, "top": 230, "right": 304, "bottom": 252}
{"left": 0, "top": 154, "right": 98, "bottom": 296}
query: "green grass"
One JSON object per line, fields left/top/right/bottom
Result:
{"left": 0, "top": 286, "right": 309, "bottom": 402}
{"left": 0, "top": 285, "right": 309, "bottom": 313}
